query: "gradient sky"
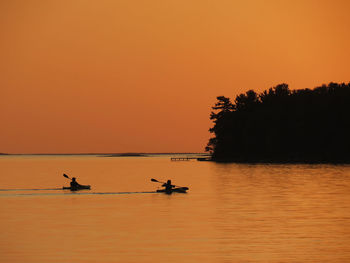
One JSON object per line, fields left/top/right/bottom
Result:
{"left": 1, "top": 0, "right": 350, "bottom": 153}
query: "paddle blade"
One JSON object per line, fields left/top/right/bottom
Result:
{"left": 63, "top": 173, "right": 70, "bottom": 179}
{"left": 151, "top": 178, "right": 159, "bottom": 182}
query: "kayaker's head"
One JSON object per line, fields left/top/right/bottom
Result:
{"left": 72, "top": 177, "right": 76, "bottom": 182}
{"left": 167, "top": 180, "right": 171, "bottom": 185}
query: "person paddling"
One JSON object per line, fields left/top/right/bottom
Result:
{"left": 151, "top": 178, "right": 189, "bottom": 193}
{"left": 63, "top": 173, "right": 91, "bottom": 191}
{"left": 162, "top": 179, "right": 175, "bottom": 193}
{"left": 70, "top": 177, "right": 80, "bottom": 189}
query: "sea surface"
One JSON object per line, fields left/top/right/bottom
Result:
{"left": 1, "top": 154, "right": 350, "bottom": 263}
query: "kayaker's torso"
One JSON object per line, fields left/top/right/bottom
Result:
{"left": 70, "top": 178, "right": 80, "bottom": 188}
{"left": 162, "top": 180, "right": 174, "bottom": 192}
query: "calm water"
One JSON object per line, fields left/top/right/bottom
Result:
{"left": 1, "top": 155, "right": 350, "bottom": 262}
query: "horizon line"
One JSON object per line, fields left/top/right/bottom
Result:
{"left": 0, "top": 152, "right": 207, "bottom": 155}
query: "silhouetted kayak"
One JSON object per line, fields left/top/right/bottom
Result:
{"left": 62, "top": 185, "right": 91, "bottom": 191}
{"left": 156, "top": 187, "right": 188, "bottom": 193}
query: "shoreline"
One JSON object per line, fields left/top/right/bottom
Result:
{"left": 210, "top": 157, "right": 350, "bottom": 164}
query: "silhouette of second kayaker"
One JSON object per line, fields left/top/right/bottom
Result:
{"left": 162, "top": 180, "right": 174, "bottom": 193}
{"left": 70, "top": 177, "right": 80, "bottom": 189}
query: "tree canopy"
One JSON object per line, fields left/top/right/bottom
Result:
{"left": 207, "top": 82, "right": 350, "bottom": 163}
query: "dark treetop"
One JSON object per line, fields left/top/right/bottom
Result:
{"left": 206, "top": 82, "right": 350, "bottom": 163}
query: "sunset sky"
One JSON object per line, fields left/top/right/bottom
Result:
{"left": 1, "top": 0, "right": 349, "bottom": 153}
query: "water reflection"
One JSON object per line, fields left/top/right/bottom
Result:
{"left": 0, "top": 156, "right": 350, "bottom": 262}
{"left": 211, "top": 163, "right": 350, "bottom": 262}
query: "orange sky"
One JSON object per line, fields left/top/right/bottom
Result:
{"left": 1, "top": 0, "right": 350, "bottom": 153}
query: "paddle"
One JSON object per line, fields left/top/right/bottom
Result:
{"left": 150, "top": 178, "right": 189, "bottom": 190}
{"left": 63, "top": 173, "right": 71, "bottom": 180}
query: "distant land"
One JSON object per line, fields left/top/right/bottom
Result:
{"left": 102, "top": 153, "right": 147, "bottom": 157}
{"left": 206, "top": 82, "right": 350, "bottom": 163}
{"left": 0, "top": 153, "right": 206, "bottom": 156}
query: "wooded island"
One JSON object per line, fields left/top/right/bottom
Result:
{"left": 206, "top": 82, "right": 350, "bottom": 163}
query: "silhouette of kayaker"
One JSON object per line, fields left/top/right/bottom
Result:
{"left": 162, "top": 180, "right": 174, "bottom": 193}
{"left": 70, "top": 177, "right": 80, "bottom": 189}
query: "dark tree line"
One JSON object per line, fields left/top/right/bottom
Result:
{"left": 206, "top": 82, "right": 350, "bottom": 163}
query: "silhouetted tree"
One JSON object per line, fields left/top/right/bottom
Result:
{"left": 206, "top": 96, "right": 234, "bottom": 154}
{"left": 206, "top": 82, "right": 350, "bottom": 163}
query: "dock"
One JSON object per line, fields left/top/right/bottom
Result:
{"left": 170, "top": 157, "right": 195, "bottom": 161}
{"left": 170, "top": 156, "right": 212, "bottom": 161}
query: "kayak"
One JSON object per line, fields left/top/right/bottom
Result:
{"left": 156, "top": 187, "right": 188, "bottom": 194}
{"left": 62, "top": 185, "right": 91, "bottom": 191}
{"left": 63, "top": 185, "right": 91, "bottom": 191}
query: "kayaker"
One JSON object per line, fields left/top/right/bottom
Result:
{"left": 162, "top": 180, "right": 174, "bottom": 193}
{"left": 70, "top": 177, "right": 80, "bottom": 189}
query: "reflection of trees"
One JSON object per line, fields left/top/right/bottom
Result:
{"left": 207, "top": 82, "right": 350, "bottom": 163}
